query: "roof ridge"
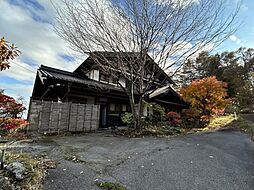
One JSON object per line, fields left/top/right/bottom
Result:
{"left": 40, "top": 65, "right": 81, "bottom": 77}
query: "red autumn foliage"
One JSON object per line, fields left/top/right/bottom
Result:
{"left": 181, "top": 109, "right": 200, "bottom": 122}
{"left": 180, "top": 76, "right": 231, "bottom": 121}
{"left": 0, "top": 93, "right": 25, "bottom": 117}
{"left": 0, "top": 92, "right": 28, "bottom": 133}
{"left": 0, "top": 118, "right": 28, "bottom": 132}
{"left": 167, "top": 111, "right": 182, "bottom": 126}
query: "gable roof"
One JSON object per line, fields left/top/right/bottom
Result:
{"left": 74, "top": 51, "right": 175, "bottom": 84}
{"left": 38, "top": 65, "right": 124, "bottom": 92}
{"left": 39, "top": 65, "right": 87, "bottom": 84}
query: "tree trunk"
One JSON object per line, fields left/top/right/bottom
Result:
{"left": 127, "top": 83, "right": 144, "bottom": 129}
{"left": 136, "top": 96, "right": 143, "bottom": 128}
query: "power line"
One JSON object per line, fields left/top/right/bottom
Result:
{"left": 12, "top": 61, "right": 37, "bottom": 74}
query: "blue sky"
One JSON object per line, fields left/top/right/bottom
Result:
{"left": 0, "top": 0, "right": 253, "bottom": 109}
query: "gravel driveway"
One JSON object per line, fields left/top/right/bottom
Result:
{"left": 15, "top": 129, "right": 254, "bottom": 190}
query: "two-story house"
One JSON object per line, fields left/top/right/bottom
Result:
{"left": 30, "top": 52, "right": 186, "bottom": 128}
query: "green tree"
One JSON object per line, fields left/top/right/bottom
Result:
{"left": 179, "top": 48, "right": 254, "bottom": 110}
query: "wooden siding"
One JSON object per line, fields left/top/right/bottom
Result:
{"left": 28, "top": 100, "right": 100, "bottom": 133}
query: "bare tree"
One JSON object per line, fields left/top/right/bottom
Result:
{"left": 53, "top": 0, "right": 240, "bottom": 128}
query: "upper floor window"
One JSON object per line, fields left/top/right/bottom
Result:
{"left": 100, "top": 74, "right": 119, "bottom": 85}
{"left": 100, "top": 74, "right": 109, "bottom": 82}
{"left": 110, "top": 103, "right": 115, "bottom": 111}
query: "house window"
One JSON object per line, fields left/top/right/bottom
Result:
{"left": 119, "top": 78, "right": 126, "bottom": 87}
{"left": 112, "top": 77, "right": 118, "bottom": 84}
{"left": 116, "top": 104, "right": 121, "bottom": 112}
{"left": 100, "top": 74, "right": 109, "bottom": 82}
{"left": 110, "top": 103, "right": 115, "bottom": 111}
{"left": 122, "top": 105, "right": 126, "bottom": 112}
{"left": 109, "top": 76, "right": 118, "bottom": 85}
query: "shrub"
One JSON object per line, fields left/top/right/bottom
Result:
{"left": 166, "top": 111, "right": 181, "bottom": 127}
{"left": 121, "top": 112, "right": 134, "bottom": 128}
{"left": 122, "top": 102, "right": 166, "bottom": 128}
{"left": 143, "top": 101, "right": 166, "bottom": 127}
{"left": 181, "top": 108, "right": 207, "bottom": 128}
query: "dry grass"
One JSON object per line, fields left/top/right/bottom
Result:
{"left": 95, "top": 181, "right": 126, "bottom": 190}
{"left": 208, "top": 115, "right": 236, "bottom": 128}
{"left": 3, "top": 152, "right": 45, "bottom": 190}
{"left": 1, "top": 152, "right": 56, "bottom": 190}
{"left": 116, "top": 126, "right": 181, "bottom": 137}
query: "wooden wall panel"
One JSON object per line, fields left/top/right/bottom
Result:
{"left": 28, "top": 100, "right": 100, "bottom": 133}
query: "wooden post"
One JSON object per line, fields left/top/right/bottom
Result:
{"left": 48, "top": 102, "right": 53, "bottom": 133}
{"left": 57, "top": 103, "right": 62, "bottom": 132}
{"left": 76, "top": 104, "right": 79, "bottom": 131}
{"left": 234, "top": 112, "right": 238, "bottom": 120}
{"left": 1, "top": 149, "right": 5, "bottom": 170}
{"left": 67, "top": 102, "right": 72, "bottom": 132}
{"left": 83, "top": 104, "right": 86, "bottom": 132}
{"left": 90, "top": 105, "right": 93, "bottom": 131}
{"left": 25, "top": 97, "right": 33, "bottom": 134}
{"left": 38, "top": 106, "right": 42, "bottom": 132}
{"left": 97, "top": 105, "right": 100, "bottom": 129}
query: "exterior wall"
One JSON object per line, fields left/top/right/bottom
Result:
{"left": 119, "top": 77, "right": 126, "bottom": 87}
{"left": 87, "top": 70, "right": 99, "bottom": 81}
{"left": 143, "top": 106, "right": 148, "bottom": 116}
{"left": 82, "top": 96, "right": 95, "bottom": 104}
{"left": 28, "top": 100, "right": 100, "bottom": 133}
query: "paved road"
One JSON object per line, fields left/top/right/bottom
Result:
{"left": 22, "top": 129, "right": 254, "bottom": 190}
{"left": 112, "top": 129, "right": 254, "bottom": 190}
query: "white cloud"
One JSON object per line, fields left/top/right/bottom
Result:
{"left": 240, "top": 3, "right": 248, "bottom": 12}
{"left": 229, "top": 35, "right": 243, "bottom": 46}
{"left": 0, "top": 82, "right": 33, "bottom": 100}
{"left": 1, "top": 59, "right": 36, "bottom": 81}
{"left": 0, "top": 1, "right": 79, "bottom": 69}
{"left": 0, "top": 0, "right": 82, "bottom": 103}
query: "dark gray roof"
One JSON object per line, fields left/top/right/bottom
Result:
{"left": 38, "top": 65, "right": 124, "bottom": 91}
{"left": 74, "top": 52, "right": 175, "bottom": 84}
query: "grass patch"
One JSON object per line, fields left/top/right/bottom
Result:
{"left": 232, "top": 117, "right": 254, "bottom": 134}
{"left": 2, "top": 152, "right": 45, "bottom": 190}
{"left": 208, "top": 114, "right": 235, "bottom": 128}
{"left": 188, "top": 115, "right": 236, "bottom": 132}
{"left": 95, "top": 181, "right": 126, "bottom": 190}
{"left": 1, "top": 152, "right": 56, "bottom": 190}
{"left": 188, "top": 114, "right": 254, "bottom": 140}
{"left": 116, "top": 126, "right": 181, "bottom": 137}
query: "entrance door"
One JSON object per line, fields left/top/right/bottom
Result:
{"left": 99, "top": 104, "right": 107, "bottom": 128}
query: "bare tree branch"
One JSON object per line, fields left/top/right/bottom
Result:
{"left": 53, "top": 0, "right": 240, "bottom": 128}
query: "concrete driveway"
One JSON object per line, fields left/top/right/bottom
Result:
{"left": 18, "top": 129, "right": 254, "bottom": 190}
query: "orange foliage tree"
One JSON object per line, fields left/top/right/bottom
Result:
{"left": 180, "top": 76, "right": 231, "bottom": 121}
{"left": 0, "top": 37, "right": 20, "bottom": 71}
